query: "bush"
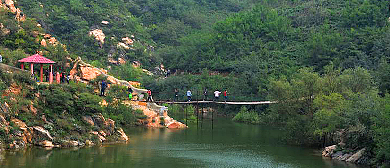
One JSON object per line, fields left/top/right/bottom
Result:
{"left": 232, "top": 106, "right": 260, "bottom": 124}
{"left": 74, "top": 92, "right": 103, "bottom": 115}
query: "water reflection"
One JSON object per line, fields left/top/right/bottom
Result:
{"left": 0, "top": 118, "right": 368, "bottom": 168}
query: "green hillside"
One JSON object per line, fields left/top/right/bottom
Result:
{"left": 1, "top": 0, "right": 390, "bottom": 166}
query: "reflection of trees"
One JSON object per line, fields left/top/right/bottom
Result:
{"left": 1, "top": 148, "right": 53, "bottom": 168}
{"left": 0, "top": 128, "right": 184, "bottom": 168}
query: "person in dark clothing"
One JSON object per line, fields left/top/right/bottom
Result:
{"left": 174, "top": 88, "right": 179, "bottom": 102}
{"left": 128, "top": 87, "right": 133, "bottom": 93}
{"left": 45, "top": 70, "right": 49, "bottom": 82}
{"left": 66, "top": 74, "right": 70, "bottom": 84}
{"left": 61, "top": 72, "right": 66, "bottom": 83}
{"left": 147, "top": 90, "right": 153, "bottom": 102}
{"left": 100, "top": 80, "right": 107, "bottom": 96}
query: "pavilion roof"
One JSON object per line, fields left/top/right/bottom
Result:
{"left": 18, "top": 54, "right": 55, "bottom": 64}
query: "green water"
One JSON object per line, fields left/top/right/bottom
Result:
{"left": 0, "top": 118, "right": 367, "bottom": 168}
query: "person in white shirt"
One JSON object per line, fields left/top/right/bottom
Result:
{"left": 214, "top": 90, "right": 221, "bottom": 101}
{"left": 187, "top": 90, "right": 192, "bottom": 102}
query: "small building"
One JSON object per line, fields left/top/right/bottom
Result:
{"left": 18, "top": 54, "right": 55, "bottom": 83}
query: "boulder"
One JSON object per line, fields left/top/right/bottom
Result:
{"left": 98, "top": 134, "right": 106, "bottom": 142}
{"left": 33, "top": 126, "right": 53, "bottom": 141}
{"left": 40, "top": 39, "right": 47, "bottom": 47}
{"left": 99, "top": 130, "right": 106, "bottom": 137}
{"left": 322, "top": 145, "right": 337, "bottom": 157}
{"left": 38, "top": 140, "right": 54, "bottom": 147}
{"left": 166, "top": 122, "right": 187, "bottom": 129}
{"left": 11, "top": 118, "right": 27, "bottom": 130}
{"left": 122, "top": 37, "right": 134, "bottom": 46}
{"left": 80, "top": 66, "right": 104, "bottom": 80}
{"left": 0, "top": 114, "right": 8, "bottom": 126}
{"left": 48, "top": 37, "right": 57, "bottom": 45}
{"left": 82, "top": 116, "right": 94, "bottom": 126}
{"left": 22, "top": 128, "right": 33, "bottom": 143}
{"left": 117, "top": 42, "right": 130, "bottom": 50}
{"left": 105, "top": 119, "right": 115, "bottom": 129}
{"left": 116, "top": 128, "right": 128, "bottom": 142}
{"left": 85, "top": 140, "right": 94, "bottom": 146}
{"left": 89, "top": 29, "right": 105, "bottom": 44}
{"left": 61, "top": 140, "right": 79, "bottom": 148}
{"left": 92, "top": 113, "right": 105, "bottom": 127}
{"left": 5, "top": 0, "right": 17, "bottom": 13}
{"left": 90, "top": 131, "right": 99, "bottom": 135}
{"left": 346, "top": 148, "right": 366, "bottom": 162}
{"left": 30, "top": 104, "right": 38, "bottom": 115}
{"left": 0, "top": 23, "right": 10, "bottom": 36}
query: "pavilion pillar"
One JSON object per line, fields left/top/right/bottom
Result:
{"left": 21, "top": 63, "right": 24, "bottom": 70}
{"left": 56, "top": 72, "right": 60, "bottom": 84}
{"left": 30, "top": 63, "right": 34, "bottom": 75}
{"left": 40, "top": 64, "right": 43, "bottom": 83}
{"left": 49, "top": 64, "right": 53, "bottom": 84}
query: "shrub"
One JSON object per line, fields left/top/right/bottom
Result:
{"left": 232, "top": 106, "right": 260, "bottom": 124}
{"left": 74, "top": 92, "right": 103, "bottom": 115}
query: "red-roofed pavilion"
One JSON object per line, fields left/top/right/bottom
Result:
{"left": 18, "top": 54, "right": 56, "bottom": 84}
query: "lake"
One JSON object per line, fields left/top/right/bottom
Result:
{"left": 0, "top": 118, "right": 367, "bottom": 168}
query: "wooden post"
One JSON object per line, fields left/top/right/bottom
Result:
{"left": 40, "top": 64, "right": 43, "bottom": 83}
{"left": 201, "top": 103, "right": 204, "bottom": 129}
{"left": 56, "top": 71, "right": 60, "bottom": 84}
{"left": 30, "top": 63, "right": 33, "bottom": 75}
{"left": 185, "top": 105, "right": 188, "bottom": 126}
{"left": 211, "top": 107, "right": 214, "bottom": 130}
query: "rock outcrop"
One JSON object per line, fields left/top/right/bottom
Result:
{"left": 33, "top": 126, "right": 53, "bottom": 141}
{"left": 117, "top": 37, "right": 134, "bottom": 50}
{"left": 69, "top": 57, "right": 187, "bottom": 129}
{"left": 1, "top": 0, "right": 25, "bottom": 21}
{"left": 322, "top": 145, "right": 367, "bottom": 164}
{"left": 89, "top": 29, "right": 105, "bottom": 45}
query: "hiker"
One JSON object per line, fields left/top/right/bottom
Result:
{"left": 167, "top": 69, "right": 171, "bottom": 77}
{"left": 45, "top": 69, "right": 49, "bottom": 82}
{"left": 174, "top": 88, "right": 179, "bottom": 102}
{"left": 203, "top": 88, "right": 208, "bottom": 101}
{"left": 128, "top": 87, "right": 133, "bottom": 100}
{"left": 61, "top": 72, "right": 66, "bottom": 83}
{"left": 66, "top": 74, "right": 70, "bottom": 84}
{"left": 214, "top": 90, "right": 221, "bottom": 101}
{"left": 187, "top": 90, "right": 192, "bottom": 102}
{"left": 223, "top": 90, "right": 228, "bottom": 102}
{"left": 100, "top": 80, "right": 107, "bottom": 96}
{"left": 147, "top": 90, "right": 153, "bottom": 102}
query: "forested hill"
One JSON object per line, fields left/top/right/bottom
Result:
{"left": 15, "top": 0, "right": 256, "bottom": 67}
{"left": 2, "top": 0, "right": 390, "bottom": 166}
{"left": 12, "top": 0, "right": 390, "bottom": 100}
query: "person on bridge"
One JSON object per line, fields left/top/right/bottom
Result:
{"left": 174, "top": 88, "right": 179, "bottom": 102}
{"left": 147, "top": 90, "right": 153, "bottom": 102}
{"left": 203, "top": 88, "right": 208, "bottom": 101}
{"left": 100, "top": 80, "right": 107, "bottom": 96}
{"left": 214, "top": 90, "right": 221, "bottom": 101}
{"left": 223, "top": 90, "right": 228, "bottom": 102}
{"left": 187, "top": 90, "right": 192, "bottom": 102}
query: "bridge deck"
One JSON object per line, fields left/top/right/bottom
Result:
{"left": 155, "top": 100, "right": 275, "bottom": 105}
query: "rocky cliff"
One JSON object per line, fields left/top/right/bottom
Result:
{"left": 69, "top": 57, "right": 187, "bottom": 129}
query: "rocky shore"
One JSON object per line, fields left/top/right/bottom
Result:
{"left": 322, "top": 145, "right": 369, "bottom": 165}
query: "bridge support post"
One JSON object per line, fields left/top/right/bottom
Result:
{"left": 185, "top": 104, "right": 188, "bottom": 126}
